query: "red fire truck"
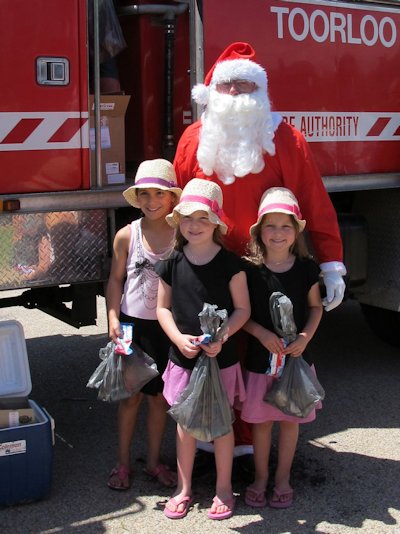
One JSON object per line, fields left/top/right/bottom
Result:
{"left": 1, "top": 0, "right": 399, "bottom": 345}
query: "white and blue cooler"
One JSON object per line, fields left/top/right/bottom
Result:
{"left": 0, "top": 320, "right": 54, "bottom": 506}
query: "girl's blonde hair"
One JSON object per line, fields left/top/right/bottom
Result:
{"left": 245, "top": 214, "right": 310, "bottom": 265}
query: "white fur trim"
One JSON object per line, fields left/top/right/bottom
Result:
{"left": 233, "top": 445, "right": 254, "bottom": 457}
{"left": 211, "top": 59, "right": 267, "bottom": 91}
{"left": 272, "top": 112, "right": 282, "bottom": 131}
{"left": 192, "top": 83, "right": 209, "bottom": 105}
{"left": 196, "top": 441, "right": 214, "bottom": 452}
{"left": 196, "top": 442, "right": 254, "bottom": 457}
{"left": 320, "top": 261, "right": 347, "bottom": 276}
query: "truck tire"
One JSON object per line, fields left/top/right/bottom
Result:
{"left": 361, "top": 304, "right": 400, "bottom": 347}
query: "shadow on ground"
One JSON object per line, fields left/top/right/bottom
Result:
{"left": 1, "top": 300, "right": 399, "bottom": 533}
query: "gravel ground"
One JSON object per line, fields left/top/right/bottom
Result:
{"left": 0, "top": 296, "right": 399, "bottom": 533}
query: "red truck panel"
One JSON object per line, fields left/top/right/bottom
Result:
{"left": 202, "top": 0, "right": 400, "bottom": 176}
{"left": 0, "top": 0, "right": 89, "bottom": 194}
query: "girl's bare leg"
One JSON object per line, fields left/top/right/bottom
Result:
{"left": 274, "top": 421, "right": 299, "bottom": 492}
{"left": 108, "top": 393, "right": 143, "bottom": 488}
{"left": 165, "top": 424, "right": 196, "bottom": 514}
{"left": 117, "top": 393, "right": 143, "bottom": 467}
{"left": 248, "top": 421, "right": 273, "bottom": 492}
{"left": 146, "top": 393, "right": 168, "bottom": 471}
{"left": 211, "top": 429, "right": 235, "bottom": 514}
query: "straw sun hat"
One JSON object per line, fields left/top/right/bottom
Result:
{"left": 123, "top": 159, "right": 182, "bottom": 208}
{"left": 249, "top": 187, "right": 306, "bottom": 236}
{"left": 166, "top": 178, "right": 228, "bottom": 234}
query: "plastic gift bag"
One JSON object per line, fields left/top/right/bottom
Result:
{"left": 167, "top": 303, "right": 234, "bottom": 441}
{"left": 269, "top": 291, "right": 298, "bottom": 343}
{"left": 87, "top": 340, "right": 159, "bottom": 402}
{"left": 266, "top": 292, "right": 298, "bottom": 377}
{"left": 198, "top": 302, "right": 229, "bottom": 342}
{"left": 122, "top": 342, "right": 159, "bottom": 395}
{"left": 168, "top": 353, "right": 234, "bottom": 441}
{"left": 98, "top": 344, "right": 129, "bottom": 402}
{"left": 88, "top": 0, "right": 127, "bottom": 63}
{"left": 264, "top": 356, "right": 325, "bottom": 418}
{"left": 264, "top": 291, "right": 325, "bottom": 417}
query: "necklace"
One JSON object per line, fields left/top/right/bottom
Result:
{"left": 185, "top": 246, "right": 220, "bottom": 265}
{"left": 265, "top": 255, "right": 293, "bottom": 268}
{"left": 266, "top": 259, "right": 288, "bottom": 266}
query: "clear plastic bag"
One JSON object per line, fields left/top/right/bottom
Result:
{"left": 168, "top": 353, "right": 234, "bottom": 442}
{"left": 269, "top": 291, "right": 297, "bottom": 343}
{"left": 198, "top": 302, "right": 229, "bottom": 342}
{"left": 87, "top": 340, "right": 159, "bottom": 402}
{"left": 122, "top": 344, "right": 159, "bottom": 395}
{"left": 167, "top": 303, "right": 233, "bottom": 441}
{"left": 98, "top": 345, "right": 128, "bottom": 402}
{"left": 89, "top": 0, "right": 127, "bottom": 63}
{"left": 264, "top": 356, "right": 325, "bottom": 418}
{"left": 265, "top": 292, "right": 298, "bottom": 377}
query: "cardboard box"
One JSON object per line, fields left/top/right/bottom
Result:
{"left": 0, "top": 320, "right": 54, "bottom": 506}
{"left": 89, "top": 95, "right": 131, "bottom": 185}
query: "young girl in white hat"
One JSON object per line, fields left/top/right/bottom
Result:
{"left": 106, "top": 159, "right": 181, "bottom": 490}
{"left": 155, "top": 178, "right": 250, "bottom": 520}
{"left": 241, "top": 187, "right": 323, "bottom": 509}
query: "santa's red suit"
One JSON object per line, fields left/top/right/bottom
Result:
{"left": 174, "top": 118, "right": 343, "bottom": 262}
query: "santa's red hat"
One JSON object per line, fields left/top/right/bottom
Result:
{"left": 192, "top": 42, "right": 268, "bottom": 106}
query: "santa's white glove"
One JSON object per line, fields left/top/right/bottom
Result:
{"left": 320, "top": 262, "right": 347, "bottom": 312}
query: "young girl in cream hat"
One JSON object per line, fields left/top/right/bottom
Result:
{"left": 241, "top": 187, "right": 323, "bottom": 509}
{"left": 155, "top": 178, "right": 250, "bottom": 520}
{"left": 106, "top": 159, "right": 181, "bottom": 490}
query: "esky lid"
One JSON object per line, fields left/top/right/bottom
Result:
{"left": 0, "top": 320, "right": 31, "bottom": 397}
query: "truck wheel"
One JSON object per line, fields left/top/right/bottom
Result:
{"left": 361, "top": 304, "right": 400, "bottom": 347}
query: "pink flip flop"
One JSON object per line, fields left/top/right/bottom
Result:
{"left": 164, "top": 495, "right": 193, "bottom": 519}
{"left": 107, "top": 465, "right": 133, "bottom": 491}
{"left": 207, "top": 495, "right": 235, "bottom": 520}
{"left": 269, "top": 487, "right": 294, "bottom": 509}
{"left": 245, "top": 486, "right": 267, "bottom": 508}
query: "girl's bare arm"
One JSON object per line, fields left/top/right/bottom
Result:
{"left": 106, "top": 225, "right": 130, "bottom": 342}
{"left": 284, "top": 282, "right": 323, "bottom": 356}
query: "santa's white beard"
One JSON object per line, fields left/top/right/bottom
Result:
{"left": 197, "top": 90, "right": 276, "bottom": 185}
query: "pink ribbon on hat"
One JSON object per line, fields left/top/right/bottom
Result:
{"left": 179, "top": 194, "right": 226, "bottom": 219}
{"left": 258, "top": 202, "right": 303, "bottom": 219}
{"left": 135, "top": 177, "right": 177, "bottom": 187}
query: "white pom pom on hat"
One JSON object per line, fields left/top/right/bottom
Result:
{"left": 191, "top": 84, "right": 210, "bottom": 106}
{"left": 192, "top": 41, "right": 268, "bottom": 106}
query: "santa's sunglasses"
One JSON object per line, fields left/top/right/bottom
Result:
{"left": 215, "top": 80, "right": 257, "bottom": 94}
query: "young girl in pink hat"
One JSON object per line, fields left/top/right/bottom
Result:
{"left": 241, "top": 187, "right": 323, "bottom": 509}
{"left": 155, "top": 178, "right": 250, "bottom": 520}
{"left": 106, "top": 159, "right": 181, "bottom": 491}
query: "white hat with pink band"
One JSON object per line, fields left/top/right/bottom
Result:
{"left": 123, "top": 158, "right": 182, "bottom": 208}
{"left": 166, "top": 178, "right": 228, "bottom": 234}
{"left": 250, "top": 186, "right": 306, "bottom": 236}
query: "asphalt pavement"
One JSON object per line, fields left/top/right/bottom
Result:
{"left": 0, "top": 295, "right": 399, "bottom": 533}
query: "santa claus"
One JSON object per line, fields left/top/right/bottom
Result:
{"left": 173, "top": 41, "right": 346, "bottom": 471}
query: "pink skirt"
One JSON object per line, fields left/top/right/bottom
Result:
{"left": 240, "top": 367, "right": 321, "bottom": 424}
{"left": 162, "top": 360, "right": 246, "bottom": 408}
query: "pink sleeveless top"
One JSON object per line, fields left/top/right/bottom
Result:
{"left": 120, "top": 219, "right": 172, "bottom": 320}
